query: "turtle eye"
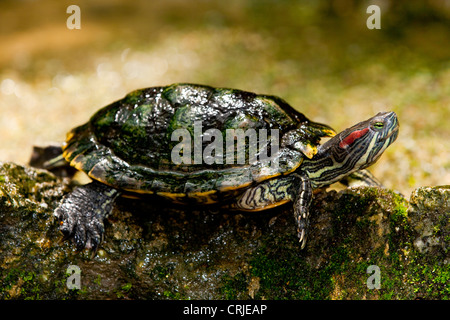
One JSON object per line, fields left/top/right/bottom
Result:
{"left": 373, "top": 122, "right": 384, "bottom": 130}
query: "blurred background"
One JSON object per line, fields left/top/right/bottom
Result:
{"left": 0, "top": 0, "right": 449, "bottom": 196}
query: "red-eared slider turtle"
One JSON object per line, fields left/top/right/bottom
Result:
{"left": 53, "top": 83, "right": 399, "bottom": 251}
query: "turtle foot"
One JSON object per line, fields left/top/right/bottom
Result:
{"left": 54, "top": 181, "right": 120, "bottom": 252}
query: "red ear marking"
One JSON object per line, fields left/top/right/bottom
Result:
{"left": 339, "top": 128, "right": 369, "bottom": 149}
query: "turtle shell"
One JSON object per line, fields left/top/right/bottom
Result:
{"left": 62, "top": 84, "right": 335, "bottom": 204}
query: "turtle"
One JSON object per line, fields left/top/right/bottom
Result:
{"left": 52, "top": 83, "right": 399, "bottom": 251}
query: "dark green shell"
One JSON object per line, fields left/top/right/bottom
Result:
{"left": 63, "top": 84, "right": 334, "bottom": 204}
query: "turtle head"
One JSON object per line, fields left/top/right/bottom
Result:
{"left": 336, "top": 111, "right": 399, "bottom": 169}
{"left": 304, "top": 111, "right": 399, "bottom": 188}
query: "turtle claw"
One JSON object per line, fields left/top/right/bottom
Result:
{"left": 296, "top": 221, "right": 309, "bottom": 250}
{"left": 298, "top": 229, "right": 307, "bottom": 250}
{"left": 72, "top": 220, "right": 104, "bottom": 252}
{"left": 55, "top": 198, "right": 105, "bottom": 252}
{"left": 54, "top": 181, "right": 119, "bottom": 252}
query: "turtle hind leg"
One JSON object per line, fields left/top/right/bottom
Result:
{"left": 54, "top": 181, "right": 120, "bottom": 252}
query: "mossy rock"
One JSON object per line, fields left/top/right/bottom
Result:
{"left": 0, "top": 162, "right": 448, "bottom": 299}
{"left": 409, "top": 186, "right": 450, "bottom": 256}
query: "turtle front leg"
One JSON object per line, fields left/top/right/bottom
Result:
{"left": 54, "top": 181, "right": 120, "bottom": 251}
{"left": 292, "top": 174, "right": 313, "bottom": 249}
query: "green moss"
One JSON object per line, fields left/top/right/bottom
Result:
{"left": 219, "top": 272, "right": 249, "bottom": 299}
{"left": 391, "top": 192, "right": 409, "bottom": 225}
{"left": 115, "top": 283, "right": 133, "bottom": 299}
{"left": 404, "top": 255, "right": 450, "bottom": 299}
{"left": 0, "top": 269, "right": 42, "bottom": 300}
{"left": 249, "top": 248, "right": 330, "bottom": 300}
{"left": 244, "top": 241, "right": 385, "bottom": 300}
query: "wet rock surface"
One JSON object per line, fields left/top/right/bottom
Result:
{"left": 0, "top": 162, "right": 448, "bottom": 299}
